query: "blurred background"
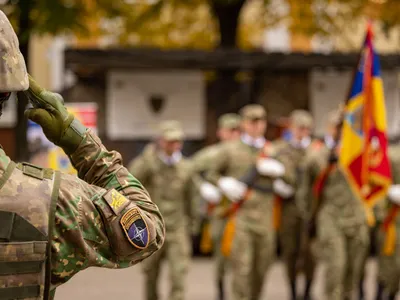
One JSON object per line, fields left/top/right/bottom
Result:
{"left": 2, "top": 1, "right": 400, "bottom": 299}
{"left": 1, "top": 0, "right": 400, "bottom": 166}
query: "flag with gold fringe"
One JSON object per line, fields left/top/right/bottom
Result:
{"left": 339, "top": 22, "right": 392, "bottom": 225}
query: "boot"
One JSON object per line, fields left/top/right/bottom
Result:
{"left": 217, "top": 279, "right": 224, "bottom": 300}
{"left": 290, "top": 279, "right": 297, "bottom": 300}
{"left": 303, "top": 279, "right": 313, "bottom": 300}
{"left": 375, "top": 281, "right": 384, "bottom": 300}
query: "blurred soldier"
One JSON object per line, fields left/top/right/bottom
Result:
{"left": 376, "top": 144, "right": 400, "bottom": 300}
{"left": 129, "top": 121, "right": 194, "bottom": 300}
{"left": 191, "top": 113, "right": 241, "bottom": 300}
{"left": 297, "top": 110, "right": 370, "bottom": 300}
{"left": 272, "top": 110, "right": 317, "bottom": 300}
{"left": 206, "top": 104, "right": 285, "bottom": 300}
{"left": 0, "top": 11, "right": 165, "bottom": 300}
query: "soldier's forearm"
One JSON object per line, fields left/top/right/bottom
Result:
{"left": 70, "top": 130, "right": 131, "bottom": 188}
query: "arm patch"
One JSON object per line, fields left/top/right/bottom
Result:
{"left": 103, "top": 189, "right": 130, "bottom": 216}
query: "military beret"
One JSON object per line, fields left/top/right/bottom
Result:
{"left": 218, "top": 113, "right": 241, "bottom": 129}
{"left": 239, "top": 104, "right": 267, "bottom": 120}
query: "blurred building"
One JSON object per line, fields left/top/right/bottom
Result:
{"left": 6, "top": 1, "right": 400, "bottom": 161}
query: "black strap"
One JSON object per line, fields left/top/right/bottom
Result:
{"left": 0, "top": 161, "right": 16, "bottom": 190}
{"left": 0, "top": 285, "right": 40, "bottom": 299}
{"left": 44, "top": 170, "right": 61, "bottom": 300}
{"left": 0, "top": 261, "right": 44, "bottom": 275}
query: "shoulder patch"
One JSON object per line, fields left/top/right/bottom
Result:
{"left": 103, "top": 189, "right": 130, "bottom": 216}
{"left": 120, "top": 208, "right": 149, "bottom": 249}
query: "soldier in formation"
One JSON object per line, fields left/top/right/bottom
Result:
{"left": 0, "top": 10, "right": 165, "bottom": 300}
{"left": 375, "top": 143, "right": 400, "bottom": 300}
{"left": 128, "top": 121, "right": 194, "bottom": 300}
{"left": 206, "top": 104, "right": 286, "bottom": 300}
{"left": 272, "top": 110, "right": 317, "bottom": 300}
{"left": 297, "top": 110, "right": 370, "bottom": 300}
{"left": 191, "top": 113, "right": 241, "bottom": 300}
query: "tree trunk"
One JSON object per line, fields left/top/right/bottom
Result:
{"left": 206, "top": 0, "right": 247, "bottom": 144}
{"left": 16, "top": 2, "right": 33, "bottom": 162}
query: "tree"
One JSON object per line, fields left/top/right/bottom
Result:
{"left": 108, "top": 0, "right": 400, "bottom": 124}
{"left": 1, "top": 0, "right": 129, "bottom": 161}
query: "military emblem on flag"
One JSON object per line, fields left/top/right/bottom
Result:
{"left": 339, "top": 22, "right": 392, "bottom": 221}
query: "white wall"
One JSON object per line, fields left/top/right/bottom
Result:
{"left": 310, "top": 70, "right": 400, "bottom": 138}
{"left": 106, "top": 71, "right": 205, "bottom": 140}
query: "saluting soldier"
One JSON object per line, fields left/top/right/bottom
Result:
{"left": 297, "top": 110, "right": 370, "bottom": 300}
{"left": 0, "top": 11, "right": 165, "bottom": 300}
{"left": 206, "top": 104, "right": 286, "bottom": 300}
{"left": 272, "top": 110, "right": 317, "bottom": 300}
{"left": 129, "top": 121, "right": 195, "bottom": 300}
{"left": 191, "top": 113, "right": 241, "bottom": 300}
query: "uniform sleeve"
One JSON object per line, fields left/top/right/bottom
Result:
{"left": 51, "top": 131, "right": 165, "bottom": 287}
{"left": 296, "top": 154, "right": 317, "bottom": 220}
{"left": 273, "top": 143, "right": 298, "bottom": 187}
{"left": 204, "top": 144, "right": 230, "bottom": 185}
{"left": 185, "top": 164, "right": 200, "bottom": 235}
{"left": 127, "top": 153, "right": 151, "bottom": 185}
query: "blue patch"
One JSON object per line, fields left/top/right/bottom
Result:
{"left": 120, "top": 208, "right": 149, "bottom": 249}
{"left": 127, "top": 219, "right": 149, "bottom": 248}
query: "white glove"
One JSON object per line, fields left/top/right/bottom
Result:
{"left": 388, "top": 184, "right": 400, "bottom": 205}
{"left": 217, "top": 177, "right": 247, "bottom": 202}
{"left": 200, "top": 182, "right": 222, "bottom": 204}
{"left": 273, "top": 179, "right": 295, "bottom": 198}
{"left": 256, "top": 158, "right": 285, "bottom": 177}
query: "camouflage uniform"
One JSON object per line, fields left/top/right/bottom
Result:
{"left": 206, "top": 105, "right": 277, "bottom": 300}
{"left": 0, "top": 10, "right": 165, "bottom": 300}
{"left": 129, "top": 122, "right": 194, "bottom": 300}
{"left": 377, "top": 145, "right": 400, "bottom": 299}
{"left": 297, "top": 142, "right": 370, "bottom": 300}
{"left": 191, "top": 113, "right": 241, "bottom": 300}
{"left": 273, "top": 110, "right": 316, "bottom": 300}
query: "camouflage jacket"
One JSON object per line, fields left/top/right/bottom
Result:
{"left": 191, "top": 142, "right": 231, "bottom": 218}
{"left": 0, "top": 131, "right": 165, "bottom": 290}
{"left": 296, "top": 144, "right": 367, "bottom": 229}
{"left": 129, "top": 146, "right": 195, "bottom": 233}
{"left": 384, "top": 145, "right": 400, "bottom": 226}
{"left": 206, "top": 139, "right": 276, "bottom": 233}
{"left": 273, "top": 139, "right": 323, "bottom": 216}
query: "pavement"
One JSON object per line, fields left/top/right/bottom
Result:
{"left": 55, "top": 258, "right": 383, "bottom": 300}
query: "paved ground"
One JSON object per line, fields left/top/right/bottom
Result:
{"left": 56, "top": 258, "right": 381, "bottom": 300}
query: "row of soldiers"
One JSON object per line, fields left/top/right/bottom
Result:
{"left": 128, "top": 104, "right": 400, "bottom": 300}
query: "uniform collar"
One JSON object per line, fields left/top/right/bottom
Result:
{"left": 158, "top": 151, "right": 182, "bottom": 166}
{"left": 241, "top": 134, "right": 266, "bottom": 149}
{"left": 290, "top": 136, "right": 311, "bottom": 149}
{"left": 324, "top": 135, "right": 336, "bottom": 149}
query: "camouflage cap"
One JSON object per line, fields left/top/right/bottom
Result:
{"left": 327, "top": 110, "right": 342, "bottom": 127}
{"left": 239, "top": 104, "right": 267, "bottom": 120}
{"left": 158, "top": 120, "right": 184, "bottom": 141}
{"left": 0, "top": 10, "right": 29, "bottom": 92}
{"left": 218, "top": 113, "right": 241, "bottom": 129}
{"left": 290, "top": 110, "right": 313, "bottom": 128}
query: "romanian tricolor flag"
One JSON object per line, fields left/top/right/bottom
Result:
{"left": 339, "top": 23, "right": 392, "bottom": 224}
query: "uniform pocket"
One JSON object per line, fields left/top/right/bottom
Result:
{"left": 0, "top": 241, "right": 47, "bottom": 294}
